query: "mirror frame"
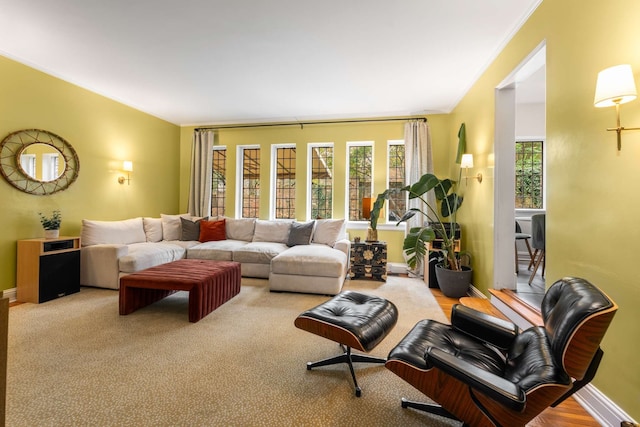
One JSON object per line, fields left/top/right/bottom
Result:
{"left": 0, "top": 129, "right": 80, "bottom": 195}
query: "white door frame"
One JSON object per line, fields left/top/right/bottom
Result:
{"left": 493, "top": 41, "right": 546, "bottom": 290}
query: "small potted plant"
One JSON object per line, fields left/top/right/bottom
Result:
{"left": 38, "top": 210, "right": 62, "bottom": 239}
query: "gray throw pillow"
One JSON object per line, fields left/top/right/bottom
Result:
{"left": 287, "top": 221, "right": 315, "bottom": 247}
{"left": 180, "top": 217, "right": 202, "bottom": 241}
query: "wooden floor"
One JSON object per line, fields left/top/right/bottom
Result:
{"left": 430, "top": 287, "right": 600, "bottom": 427}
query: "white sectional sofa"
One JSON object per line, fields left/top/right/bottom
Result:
{"left": 80, "top": 215, "right": 350, "bottom": 295}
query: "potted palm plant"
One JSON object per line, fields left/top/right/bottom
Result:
{"left": 371, "top": 172, "right": 471, "bottom": 297}
{"left": 38, "top": 210, "right": 62, "bottom": 239}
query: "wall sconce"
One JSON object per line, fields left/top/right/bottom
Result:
{"left": 460, "top": 154, "right": 482, "bottom": 184}
{"left": 118, "top": 160, "right": 133, "bottom": 185}
{"left": 594, "top": 64, "right": 640, "bottom": 151}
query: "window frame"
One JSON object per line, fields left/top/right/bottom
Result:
{"left": 307, "top": 142, "right": 334, "bottom": 220}
{"left": 345, "top": 141, "right": 374, "bottom": 222}
{"left": 270, "top": 143, "right": 297, "bottom": 220}
{"left": 386, "top": 139, "right": 406, "bottom": 224}
{"left": 235, "top": 145, "right": 261, "bottom": 219}
{"left": 211, "top": 145, "right": 227, "bottom": 218}
{"left": 515, "top": 138, "right": 546, "bottom": 212}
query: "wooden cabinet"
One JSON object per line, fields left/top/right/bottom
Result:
{"left": 17, "top": 237, "right": 81, "bottom": 303}
{"left": 350, "top": 241, "right": 387, "bottom": 281}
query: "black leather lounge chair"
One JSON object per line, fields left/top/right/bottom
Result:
{"left": 385, "top": 277, "right": 618, "bottom": 427}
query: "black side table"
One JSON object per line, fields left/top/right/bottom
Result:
{"left": 350, "top": 241, "right": 387, "bottom": 281}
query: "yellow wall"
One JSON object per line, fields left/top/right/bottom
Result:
{"left": 451, "top": 0, "right": 640, "bottom": 418}
{"left": 0, "top": 55, "right": 181, "bottom": 292}
{"left": 179, "top": 116, "right": 452, "bottom": 263}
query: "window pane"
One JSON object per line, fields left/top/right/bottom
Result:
{"left": 242, "top": 148, "right": 260, "bottom": 218}
{"left": 310, "top": 146, "right": 333, "bottom": 219}
{"left": 348, "top": 145, "right": 372, "bottom": 221}
{"left": 388, "top": 143, "right": 406, "bottom": 221}
{"left": 515, "top": 141, "right": 543, "bottom": 209}
{"left": 211, "top": 148, "right": 226, "bottom": 217}
{"left": 274, "top": 147, "right": 296, "bottom": 219}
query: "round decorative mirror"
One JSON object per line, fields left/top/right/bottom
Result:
{"left": 0, "top": 129, "right": 80, "bottom": 195}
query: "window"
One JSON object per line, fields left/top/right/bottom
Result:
{"left": 211, "top": 147, "right": 226, "bottom": 217}
{"left": 272, "top": 145, "right": 296, "bottom": 219}
{"left": 238, "top": 146, "right": 260, "bottom": 218}
{"left": 42, "top": 153, "right": 60, "bottom": 181}
{"left": 308, "top": 144, "right": 333, "bottom": 219}
{"left": 387, "top": 141, "right": 406, "bottom": 221}
{"left": 20, "top": 154, "right": 35, "bottom": 178}
{"left": 347, "top": 142, "right": 373, "bottom": 221}
{"left": 515, "top": 140, "right": 544, "bottom": 209}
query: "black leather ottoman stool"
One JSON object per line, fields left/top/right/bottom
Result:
{"left": 294, "top": 290, "right": 398, "bottom": 396}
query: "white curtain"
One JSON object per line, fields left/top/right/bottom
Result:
{"left": 188, "top": 129, "right": 215, "bottom": 217}
{"left": 404, "top": 120, "right": 434, "bottom": 229}
{"left": 404, "top": 120, "right": 433, "bottom": 275}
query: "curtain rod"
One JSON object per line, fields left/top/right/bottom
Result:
{"left": 194, "top": 116, "right": 426, "bottom": 131}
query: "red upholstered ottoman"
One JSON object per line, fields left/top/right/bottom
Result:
{"left": 119, "top": 259, "right": 241, "bottom": 322}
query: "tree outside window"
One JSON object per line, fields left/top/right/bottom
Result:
{"left": 211, "top": 147, "right": 226, "bottom": 217}
{"left": 515, "top": 140, "right": 543, "bottom": 209}
{"left": 348, "top": 143, "right": 373, "bottom": 221}
{"left": 309, "top": 145, "right": 333, "bottom": 219}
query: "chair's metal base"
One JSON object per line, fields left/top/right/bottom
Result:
{"left": 306, "top": 344, "right": 385, "bottom": 397}
{"left": 401, "top": 398, "right": 466, "bottom": 425}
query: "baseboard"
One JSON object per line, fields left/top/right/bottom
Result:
{"left": 387, "top": 262, "right": 408, "bottom": 274}
{"left": 574, "top": 383, "right": 638, "bottom": 427}
{"left": 2, "top": 288, "right": 16, "bottom": 303}
{"left": 468, "top": 284, "right": 484, "bottom": 298}
{"left": 489, "top": 293, "right": 637, "bottom": 426}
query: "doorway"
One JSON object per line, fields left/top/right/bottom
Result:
{"left": 493, "top": 42, "right": 546, "bottom": 305}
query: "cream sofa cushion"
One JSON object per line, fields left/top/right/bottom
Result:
{"left": 118, "top": 242, "right": 186, "bottom": 273}
{"left": 143, "top": 217, "right": 163, "bottom": 242}
{"left": 233, "top": 242, "right": 289, "bottom": 264}
{"left": 253, "top": 220, "right": 292, "bottom": 244}
{"left": 82, "top": 218, "right": 146, "bottom": 246}
{"left": 161, "top": 213, "right": 191, "bottom": 241}
{"left": 271, "top": 243, "right": 347, "bottom": 278}
{"left": 225, "top": 217, "right": 256, "bottom": 241}
{"left": 312, "top": 219, "right": 345, "bottom": 246}
{"left": 187, "top": 239, "right": 248, "bottom": 261}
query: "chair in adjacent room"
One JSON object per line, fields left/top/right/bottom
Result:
{"left": 385, "top": 277, "right": 617, "bottom": 427}
{"left": 528, "top": 213, "right": 545, "bottom": 285}
{"left": 515, "top": 221, "right": 533, "bottom": 274}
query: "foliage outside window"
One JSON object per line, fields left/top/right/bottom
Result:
{"left": 309, "top": 144, "right": 333, "bottom": 219}
{"left": 211, "top": 147, "right": 226, "bottom": 217}
{"left": 273, "top": 146, "right": 296, "bottom": 219}
{"left": 387, "top": 141, "right": 406, "bottom": 222}
{"left": 348, "top": 143, "right": 373, "bottom": 221}
{"left": 515, "top": 140, "right": 543, "bottom": 209}
{"left": 241, "top": 147, "right": 260, "bottom": 218}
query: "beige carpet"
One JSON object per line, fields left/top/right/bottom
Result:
{"left": 7, "top": 276, "right": 459, "bottom": 427}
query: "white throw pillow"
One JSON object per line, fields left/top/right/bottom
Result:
{"left": 143, "top": 217, "right": 163, "bottom": 242}
{"left": 225, "top": 217, "right": 256, "bottom": 241}
{"left": 252, "top": 220, "right": 292, "bottom": 244}
{"left": 81, "top": 218, "right": 146, "bottom": 246}
{"left": 161, "top": 213, "right": 191, "bottom": 241}
{"left": 312, "top": 219, "right": 345, "bottom": 246}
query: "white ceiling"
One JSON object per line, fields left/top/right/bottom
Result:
{"left": 0, "top": 0, "right": 542, "bottom": 126}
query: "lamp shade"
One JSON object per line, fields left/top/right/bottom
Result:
{"left": 460, "top": 153, "right": 474, "bottom": 169}
{"left": 123, "top": 160, "right": 133, "bottom": 172}
{"left": 594, "top": 64, "right": 637, "bottom": 107}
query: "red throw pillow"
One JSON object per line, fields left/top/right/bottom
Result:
{"left": 199, "top": 219, "right": 226, "bottom": 242}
